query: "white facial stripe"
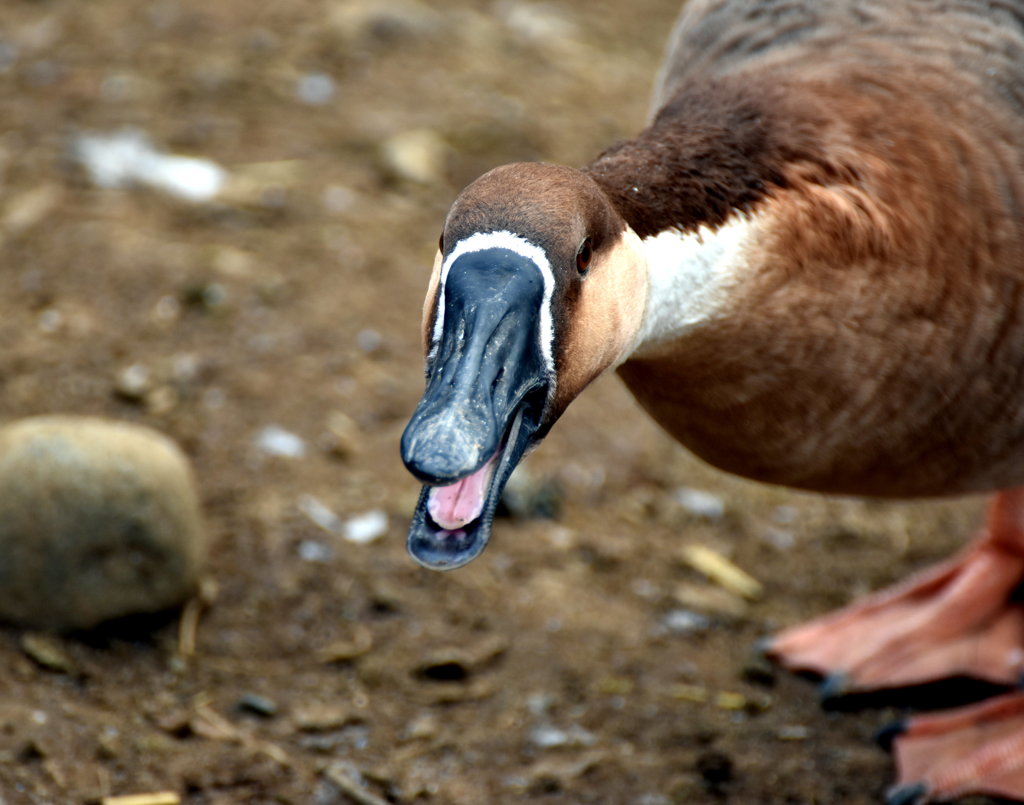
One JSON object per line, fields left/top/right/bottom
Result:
{"left": 431, "top": 230, "right": 557, "bottom": 390}
{"left": 635, "top": 214, "right": 757, "bottom": 355}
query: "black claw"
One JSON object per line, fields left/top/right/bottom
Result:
{"left": 753, "top": 636, "right": 776, "bottom": 658}
{"left": 885, "top": 781, "right": 928, "bottom": 805}
{"left": 818, "top": 672, "right": 850, "bottom": 703}
{"left": 874, "top": 718, "right": 908, "bottom": 751}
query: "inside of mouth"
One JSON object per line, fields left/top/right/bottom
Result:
{"left": 426, "top": 449, "right": 500, "bottom": 533}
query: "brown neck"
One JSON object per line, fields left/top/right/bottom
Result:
{"left": 584, "top": 75, "right": 834, "bottom": 238}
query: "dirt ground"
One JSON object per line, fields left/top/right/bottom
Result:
{"left": 0, "top": 1, "right": 1003, "bottom": 803}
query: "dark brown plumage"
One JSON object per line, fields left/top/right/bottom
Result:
{"left": 594, "top": 1, "right": 1024, "bottom": 498}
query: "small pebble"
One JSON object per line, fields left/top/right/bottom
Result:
{"left": 237, "top": 693, "right": 279, "bottom": 718}
{"left": 37, "top": 308, "right": 63, "bottom": 333}
{"left": 293, "top": 702, "right": 355, "bottom": 732}
{"left": 145, "top": 386, "right": 178, "bottom": 415}
{"left": 762, "top": 527, "right": 796, "bottom": 550}
{"left": 528, "top": 724, "right": 597, "bottom": 749}
{"left": 321, "top": 410, "right": 361, "bottom": 458}
{"left": 672, "top": 487, "right": 725, "bottom": 520}
{"left": 255, "top": 425, "right": 306, "bottom": 458}
{"left": 659, "top": 608, "right": 712, "bottom": 636}
{"left": 497, "top": 1, "right": 577, "bottom": 43}
{"left": 20, "top": 633, "right": 77, "bottom": 674}
{"left": 636, "top": 796, "right": 671, "bottom": 805}
{"left": 630, "top": 578, "right": 659, "bottom": 600}
{"left": 0, "top": 41, "right": 18, "bottom": 73}
{"left": 298, "top": 539, "right": 332, "bottom": 563}
{"left": 673, "top": 582, "right": 748, "bottom": 619}
{"left": 96, "top": 725, "right": 120, "bottom": 759}
{"left": 152, "top": 295, "right": 182, "bottom": 324}
{"left": 295, "top": 72, "right": 335, "bottom": 105}
{"left": 521, "top": 750, "right": 606, "bottom": 794}
{"left": 3, "top": 184, "right": 61, "bottom": 235}
{"left": 777, "top": 725, "right": 810, "bottom": 741}
{"left": 115, "top": 363, "right": 153, "bottom": 401}
{"left": 298, "top": 494, "right": 343, "bottom": 534}
{"left": 99, "top": 73, "right": 136, "bottom": 102}
{"left": 356, "top": 328, "right": 382, "bottom": 353}
{"left": 498, "top": 467, "right": 561, "bottom": 520}
{"left": 319, "top": 625, "right": 373, "bottom": 662}
{"left": 380, "top": 128, "right": 448, "bottom": 184}
{"left": 202, "top": 388, "right": 226, "bottom": 410}
{"left": 343, "top": 510, "right": 387, "bottom": 544}
{"left": 526, "top": 692, "right": 555, "bottom": 717}
{"left": 328, "top": 0, "right": 442, "bottom": 45}
{"left": 402, "top": 712, "right": 440, "bottom": 741}
{"left": 322, "top": 185, "right": 356, "bottom": 213}
{"left": 184, "top": 281, "right": 227, "bottom": 311}
{"left": 170, "top": 353, "right": 202, "bottom": 385}
{"left": 772, "top": 505, "right": 798, "bottom": 524}
{"left": 414, "top": 635, "right": 507, "bottom": 681}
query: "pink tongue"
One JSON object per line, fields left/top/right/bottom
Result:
{"left": 427, "top": 453, "right": 499, "bottom": 531}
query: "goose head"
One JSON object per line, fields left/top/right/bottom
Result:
{"left": 401, "top": 162, "right": 648, "bottom": 569}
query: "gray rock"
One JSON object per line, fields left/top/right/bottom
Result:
{"left": 379, "top": 129, "right": 449, "bottom": 185}
{"left": 0, "top": 416, "right": 206, "bottom": 631}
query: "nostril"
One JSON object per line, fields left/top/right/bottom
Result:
{"left": 491, "top": 366, "right": 505, "bottom": 391}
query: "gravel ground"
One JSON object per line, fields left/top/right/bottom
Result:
{"left": 0, "top": 1, "right": 996, "bottom": 803}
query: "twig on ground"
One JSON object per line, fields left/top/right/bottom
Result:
{"left": 100, "top": 793, "right": 180, "bottom": 805}
{"left": 323, "top": 763, "right": 392, "bottom": 805}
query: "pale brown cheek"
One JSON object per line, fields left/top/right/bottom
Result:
{"left": 553, "top": 338, "right": 586, "bottom": 411}
{"left": 552, "top": 345, "right": 589, "bottom": 416}
{"left": 555, "top": 246, "right": 645, "bottom": 409}
{"left": 555, "top": 300, "right": 613, "bottom": 408}
{"left": 421, "top": 250, "right": 443, "bottom": 354}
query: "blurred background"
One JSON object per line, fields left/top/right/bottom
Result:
{"left": 0, "top": 1, "right": 989, "bottom": 803}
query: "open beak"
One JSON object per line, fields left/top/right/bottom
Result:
{"left": 401, "top": 247, "right": 552, "bottom": 569}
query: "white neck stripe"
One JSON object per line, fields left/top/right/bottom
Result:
{"left": 635, "top": 215, "right": 756, "bottom": 354}
{"left": 431, "top": 232, "right": 557, "bottom": 395}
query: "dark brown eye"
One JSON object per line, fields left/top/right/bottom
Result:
{"left": 576, "top": 238, "right": 593, "bottom": 275}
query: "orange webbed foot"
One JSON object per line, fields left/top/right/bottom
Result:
{"left": 766, "top": 490, "right": 1024, "bottom": 693}
{"left": 885, "top": 691, "right": 1024, "bottom": 804}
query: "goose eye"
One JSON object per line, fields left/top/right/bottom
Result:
{"left": 576, "top": 238, "right": 593, "bottom": 275}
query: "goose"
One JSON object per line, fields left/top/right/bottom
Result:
{"left": 399, "top": 1, "right": 1024, "bottom": 802}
